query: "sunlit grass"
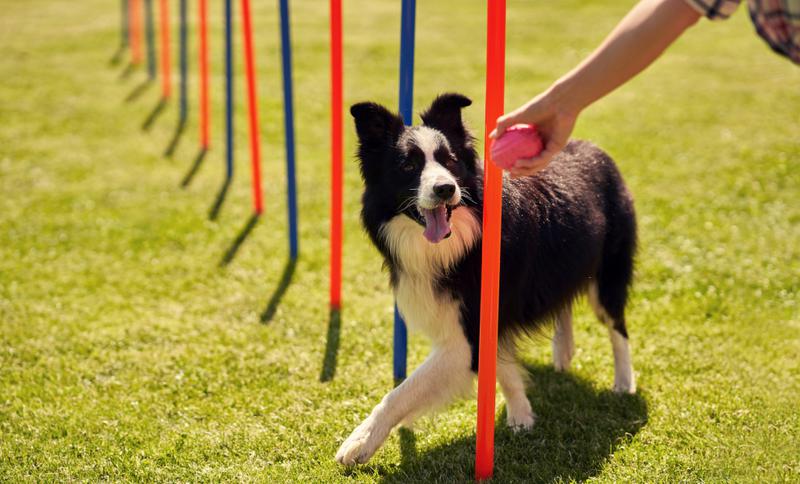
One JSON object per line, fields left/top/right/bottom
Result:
{"left": 0, "top": 0, "right": 798, "bottom": 481}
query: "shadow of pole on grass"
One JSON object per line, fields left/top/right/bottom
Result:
{"left": 260, "top": 258, "right": 298, "bottom": 324}
{"left": 218, "top": 213, "right": 260, "bottom": 267}
{"left": 180, "top": 148, "right": 208, "bottom": 188}
{"left": 118, "top": 63, "right": 136, "bottom": 81}
{"left": 141, "top": 98, "right": 168, "bottom": 131}
{"left": 163, "top": 116, "right": 187, "bottom": 158}
{"left": 398, "top": 427, "right": 417, "bottom": 466}
{"left": 110, "top": 46, "right": 126, "bottom": 66}
{"left": 125, "top": 78, "right": 154, "bottom": 103}
{"left": 208, "top": 177, "right": 232, "bottom": 221}
{"left": 319, "top": 308, "right": 341, "bottom": 382}
{"left": 377, "top": 365, "right": 648, "bottom": 483}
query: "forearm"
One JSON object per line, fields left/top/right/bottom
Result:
{"left": 554, "top": 0, "right": 701, "bottom": 114}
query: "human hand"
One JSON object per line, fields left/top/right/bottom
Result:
{"left": 490, "top": 89, "right": 578, "bottom": 178}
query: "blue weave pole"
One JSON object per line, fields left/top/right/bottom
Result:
{"left": 179, "top": 0, "right": 188, "bottom": 123}
{"left": 393, "top": 0, "right": 416, "bottom": 383}
{"left": 144, "top": 0, "right": 156, "bottom": 79}
{"left": 121, "top": 0, "right": 129, "bottom": 48}
{"left": 224, "top": 0, "right": 234, "bottom": 179}
{"left": 279, "top": 0, "right": 299, "bottom": 260}
{"left": 393, "top": 304, "right": 408, "bottom": 382}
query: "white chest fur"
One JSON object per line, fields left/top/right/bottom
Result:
{"left": 380, "top": 207, "right": 481, "bottom": 345}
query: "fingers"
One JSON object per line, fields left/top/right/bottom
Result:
{"left": 509, "top": 158, "right": 546, "bottom": 178}
{"left": 508, "top": 144, "right": 561, "bottom": 178}
{"left": 490, "top": 114, "right": 514, "bottom": 139}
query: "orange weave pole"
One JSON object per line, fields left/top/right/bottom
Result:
{"left": 475, "top": 0, "right": 506, "bottom": 480}
{"left": 130, "top": 0, "right": 144, "bottom": 64}
{"left": 198, "top": 0, "right": 210, "bottom": 148}
{"left": 158, "top": 0, "right": 171, "bottom": 98}
{"left": 329, "top": 0, "right": 343, "bottom": 309}
{"left": 240, "top": 0, "right": 264, "bottom": 215}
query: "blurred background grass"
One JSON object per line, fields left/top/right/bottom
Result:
{"left": 0, "top": 0, "right": 798, "bottom": 481}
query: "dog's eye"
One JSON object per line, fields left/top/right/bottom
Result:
{"left": 400, "top": 155, "right": 419, "bottom": 173}
{"left": 435, "top": 146, "right": 458, "bottom": 170}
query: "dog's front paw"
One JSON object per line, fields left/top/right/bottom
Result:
{"left": 552, "top": 336, "right": 575, "bottom": 372}
{"left": 613, "top": 369, "right": 636, "bottom": 394}
{"left": 612, "top": 380, "right": 636, "bottom": 395}
{"left": 506, "top": 408, "right": 536, "bottom": 432}
{"left": 335, "top": 419, "right": 383, "bottom": 466}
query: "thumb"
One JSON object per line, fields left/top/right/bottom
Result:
{"left": 490, "top": 113, "right": 515, "bottom": 139}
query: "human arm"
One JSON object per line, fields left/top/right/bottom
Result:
{"left": 492, "top": 0, "right": 702, "bottom": 177}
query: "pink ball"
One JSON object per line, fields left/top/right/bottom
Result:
{"left": 490, "top": 124, "right": 544, "bottom": 170}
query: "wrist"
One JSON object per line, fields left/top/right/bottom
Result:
{"left": 547, "top": 78, "right": 584, "bottom": 119}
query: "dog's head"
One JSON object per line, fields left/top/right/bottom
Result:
{"left": 351, "top": 93, "right": 480, "bottom": 244}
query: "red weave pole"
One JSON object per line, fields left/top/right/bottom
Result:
{"left": 475, "top": 0, "right": 506, "bottom": 479}
{"left": 158, "top": 0, "right": 171, "bottom": 98}
{"left": 241, "top": 0, "right": 264, "bottom": 215}
{"left": 329, "top": 0, "right": 343, "bottom": 310}
{"left": 198, "top": 0, "right": 210, "bottom": 149}
{"left": 131, "top": 0, "right": 143, "bottom": 64}
{"left": 128, "top": 0, "right": 135, "bottom": 53}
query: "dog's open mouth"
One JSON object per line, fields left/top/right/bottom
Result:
{"left": 409, "top": 204, "right": 453, "bottom": 244}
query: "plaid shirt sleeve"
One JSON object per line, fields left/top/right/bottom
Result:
{"left": 748, "top": 0, "right": 800, "bottom": 64}
{"left": 683, "top": 0, "right": 742, "bottom": 20}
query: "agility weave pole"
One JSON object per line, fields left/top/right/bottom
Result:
{"left": 121, "top": 0, "right": 129, "bottom": 50}
{"left": 145, "top": 0, "right": 157, "bottom": 79}
{"left": 225, "top": 0, "right": 234, "bottom": 180}
{"left": 329, "top": 0, "right": 343, "bottom": 310}
{"left": 240, "top": 0, "right": 264, "bottom": 215}
{"left": 198, "top": 0, "right": 210, "bottom": 150}
{"left": 158, "top": 0, "right": 171, "bottom": 99}
{"left": 393, "top": 0, "right": 417, "bottom": 383}
{"left": 279, "top": 0, "right": 299, "bottom": 260}
{"left": 179, "top": 0, "right": 189, "bottom": 124}
{"left": 130, "top": 0, "right": 144, "bottom": 65}
{"left": 475, "top": 0, "right": 506, "bottom": 479}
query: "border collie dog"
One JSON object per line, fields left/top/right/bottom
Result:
{"left": 336, "top": 93, "right": 637, "bottom": 466}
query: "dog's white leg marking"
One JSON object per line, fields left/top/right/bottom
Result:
{"left": 335, "top": 339, "right": 472, "bottom": 466}
{"left": 497, "top": 346, "right": 535, "bottom": 431}
{"left": 588, "top": 282, "right": 636, "bottom": 394}
{"left": 552, "top": 305, "right": 575, "bottom": 372}
{"left": 608, "top": 328, "right": 636, "bottom": 394}
{"left": 336, "top": 194, "right": 482, "bottom": 465}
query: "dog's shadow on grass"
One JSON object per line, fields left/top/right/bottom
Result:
{"left": 377, "top": 365, "right": 648, "bottom": 482}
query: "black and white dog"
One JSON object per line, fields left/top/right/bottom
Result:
{"left": 336, "top": 93, "right": 637, "bottom": 466}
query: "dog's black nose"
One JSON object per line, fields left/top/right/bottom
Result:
{"left": 434, "top": 183, "right": 456, "bottom": 200}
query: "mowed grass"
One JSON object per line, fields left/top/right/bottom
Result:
{"left": 1, "top": 0, "right": 798, "bottom": 481}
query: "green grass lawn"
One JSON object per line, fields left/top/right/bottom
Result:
{"left": 1, "top": 0, "right": 798, "bottom": 481}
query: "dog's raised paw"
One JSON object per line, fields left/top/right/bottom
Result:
{"left": 335, "top": 422, "right": 380, "bottom": 466}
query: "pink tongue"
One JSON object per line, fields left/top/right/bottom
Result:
{"left": 422, "top": 206, "right": 451, "bottom": 243}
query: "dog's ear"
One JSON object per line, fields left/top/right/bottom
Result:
{"left": 350, "top": 102, "right": 405, "bottom": 149}
{"left": 421, "top": 93, "right": 474, "bottom": 155}
{"left": 421, "top": 93, "right": 477, "bottom": 170}
{"left": 420, "top": 93, "right": 471, "bottom": 140}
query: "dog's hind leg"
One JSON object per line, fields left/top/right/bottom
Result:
{"left": 552, "top": 304, "right": 575, "bottom": 372}
{"left": 588, "top": 282, "right": 636, "bottom": 394}
{"left": 335, "top": 337, "right": 473, "bottom": 466}
{"left": 497, "top": 344, "right": 535, "bottom": 431}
